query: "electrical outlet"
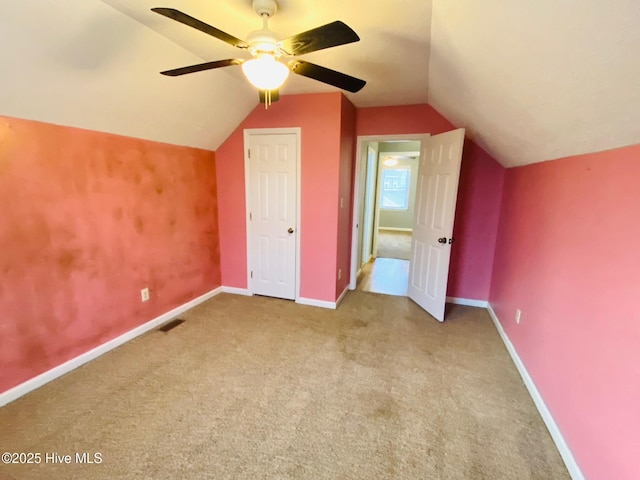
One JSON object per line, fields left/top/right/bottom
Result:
{"left": 338, "top": 269, "right": 342, "bottom": 280}
{"left": 141, "top": 288, "right": 150, "bottom": 302}
{"left": 515, "top": 309, "right": 521, "bottom": 324}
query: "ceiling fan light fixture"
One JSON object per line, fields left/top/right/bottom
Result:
{"left": 242, "top": 55, "right": 289, "bottom": 90}
{"left": 152, "top": 6, "right": 366, "bottom": 99}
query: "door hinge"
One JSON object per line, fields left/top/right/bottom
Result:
{"left": 249, "top": 212, "right": 252, "bottom": 221}
{"left": 250, "top": 271, "right": 253, "bottom": 279}
{"left": 247, "top": 149, "right": 250, "bottom": 158}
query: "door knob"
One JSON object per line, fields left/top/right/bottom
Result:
{"left": 288, "top": 227, "right": 294, "bottom": 234}
{"left": 438, "top": 237, "right": 447, "bottom": 244}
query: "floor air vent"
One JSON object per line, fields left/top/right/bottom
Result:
{"left": 159, "top": 319, "right": 185, "bottom": 332}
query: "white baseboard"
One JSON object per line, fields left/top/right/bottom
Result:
{"left": 335, "top": 286, "right": 349, "bottom": 307}
{"left": 487, "top": 304, "right": 584, "bottom": 480}
{"left": 296, "top": 296, "right": 338, "bottom": 309}
{"left": 224, "top": 286, "right": 343, "bottom": 309}
{"left": 446, "top": 296, "right": 488, "bottom": 308}
{"left": 221, "top": 286, "right": 253, "bottom": 296}
{"left": 0, "top": 287, "right": 223, "bottom": 407}
{"left": 379, "top": 227, "right": 413, "bottom": 232}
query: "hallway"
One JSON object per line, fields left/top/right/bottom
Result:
{"left": 357, "top": 257, "right": 409, "bottom": 296}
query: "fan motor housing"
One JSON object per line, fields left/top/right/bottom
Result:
{"left": 247, "top": 28, "right": 280, "bottom": 54}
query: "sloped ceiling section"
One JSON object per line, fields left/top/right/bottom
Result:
{"left": 3, "top": 1, "right": 636, "bottom": 166}
{"left": 0, "top": 0, "right": 432, "bottom": 152}
{"left": 0, "top": 0, "right": 257, "bottom": 151}
{"left": 102, "top": 0, "right": 432, "bottom": 109}
{"left": 428, "top": 0, "right": 640, "bottom": 167}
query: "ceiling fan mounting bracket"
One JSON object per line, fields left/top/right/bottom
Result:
{"left": 252, "top": 0, "right": 278, "bottom": 18}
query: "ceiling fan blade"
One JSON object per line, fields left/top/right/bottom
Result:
{"left": 277, "top": 21, "right": 359, "bottom": 56}
{"left": 258, "top": 89, "right": 280, "bottom": 104}
{"left": 289, "top": 60, "right": 366, "bottom": 93}
{"left": 160, "top": 59, "right": 243, "bottom": 77}
{"left": 151, "top": 8, "right": 249, "bottom": 49}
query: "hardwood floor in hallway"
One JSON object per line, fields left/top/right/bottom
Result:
{"left": 357, "top": 257, "right": 409, "bottom": 296}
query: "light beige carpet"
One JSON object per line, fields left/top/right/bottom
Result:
{"left": 0, "top": 292, "right": 569, "bottom": 480}
{"left": 377, "top": 230, "right": 412, "bottom": 260}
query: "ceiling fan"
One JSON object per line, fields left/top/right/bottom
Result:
{"left": 152, "top": 0, "right": 366, "bottom": 106}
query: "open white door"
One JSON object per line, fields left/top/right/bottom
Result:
{"left": 246, "top": 131, "right": 299, "bottom": 300}
{"left": 408, "top": 128, "right": 465, "bottom": 322}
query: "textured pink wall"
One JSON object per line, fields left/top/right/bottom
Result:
{"left": 356, "top": 105, "right": 504, "bottom": 301}
{"left": 356, "top": 104, "right": 455, "bottom": 136}
{"left": 0, "top": 116, "right": 221, "bottom": 394}
{"left": 448, "top": 140, "right": 505, "bottom": 300}
{"left": 336, "top": 95, "right": 357, "bottom": 298}
{"left": 489, "top": 145, "right": 640, "bottom": 480}
{"left": 216, "top": 93, "right": 344, "bottom": 302}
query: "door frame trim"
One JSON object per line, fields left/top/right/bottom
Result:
{"left": 349, "top": 133, "right": 431, "bottom": 291}
{"left": 244, "top": 127, "right": 302, "bottom": 300}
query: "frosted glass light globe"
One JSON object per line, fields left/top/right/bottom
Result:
{"left": 242, "top": 55, "right": 289, "bottom": 90}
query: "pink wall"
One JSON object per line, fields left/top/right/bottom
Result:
{"left": 356, "top": 105, "right": 505, "bottom": 301}
{"left": 0, "top": 116, "right": 221, "bottom": 394}
{"left": 216, "top": 93, "right": 345, "bottom": 302}
{"left": 356, "top": 104, "right": 455, "bottom": 137}
{"left": 448, "top": 140, "right": 505, "bottom": 300}
{"left": 336, "top": 95, "right": 357, "bottom": 298}
{"left": 489, "top": 145, "right": 640, "bottom": 480}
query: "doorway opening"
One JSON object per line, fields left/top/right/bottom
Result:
{"left": 350, "top": 135, "right": 428, "bottom": 297}
{"left": 349, "top": 129, "right": 466, "bottom": 321}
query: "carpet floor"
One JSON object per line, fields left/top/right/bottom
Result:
{"left": 376, "top": 230, "right": 412, "bottom": 260}
{"left": 0, "top": 292, "right": 569, "bottom": 479}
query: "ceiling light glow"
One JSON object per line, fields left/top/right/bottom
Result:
{"left": 242, "top": 55, "right": 289, "bottom": 90}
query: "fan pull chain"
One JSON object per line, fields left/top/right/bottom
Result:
{"left": 265, "top": 90, "right": 271, "bottom": 109}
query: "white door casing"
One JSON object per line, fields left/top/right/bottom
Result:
{"left": 245, "top": 129, "right": 300, "bottom": 300}
{"left": 362, "top": 145, "right": 378, "bottom": 265}
{"left": 408, "top": 128, "right": 465, "bottom": 322}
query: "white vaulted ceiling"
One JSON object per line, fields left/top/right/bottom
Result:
{"left": 428, "top": 0, "right": 640, "bottom": 167}
{"left": 0, "top": 0, "right": 638, "bottom": 167}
